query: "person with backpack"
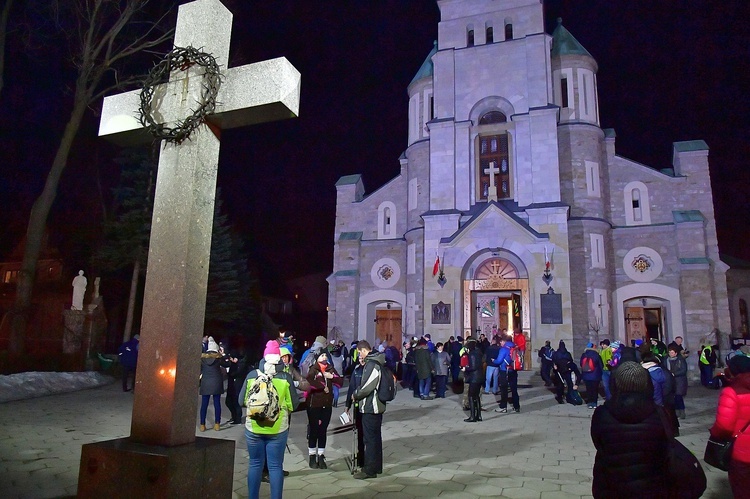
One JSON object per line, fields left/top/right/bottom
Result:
{"left": 580, "top": 342, "right": 604, "bottom": 409}
{"left": 239, "top": 340, "right": 299, "bottom": 499}
{"left": 305, "top": 349, "right": 343, "bottom": 469}
{"left": 352, "top": 340, "right": 386, "bottom": 480}
{"left": 552, "top": 341, "right": 578, "bottom": 405}
{"left": 493, "top": 336, "right": 520, "bottom": 413}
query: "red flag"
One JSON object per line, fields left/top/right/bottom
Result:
{"left": 432, "top": 255, "right": 440, "bottom": 277}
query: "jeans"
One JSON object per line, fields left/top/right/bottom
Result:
{"left": 435, "top": 375, "right": 447, "bottom": 397}
{"left": 601, "top": 370, "right": 611, "bottom": 400}
{"left": 245, "top": 428, "right": 288, "bottom": 499}
{"left": 361, "top": 413, "right": 383, "bottom": 475}
{"left": 200, "top": 394, "right": 221, "bottom": 424}
{"left": 419, "top": 375, "right": 432, "bottom": 397}
{"left": 498, "top": 370, "right": 519, "bottom": 410}
{"left": 700, "top": 363, "right": 713, "bottom": 386}
{"left": 485, "top": 365, "right": 499, "bottom": 393}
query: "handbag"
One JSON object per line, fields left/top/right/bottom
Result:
{"left": 658, "top": 408, "right": 706, "bottom": 499}
{"left": 704, "top": 419, "right": 750, "bottom": 471}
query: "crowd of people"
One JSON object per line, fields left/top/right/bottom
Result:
{"left": 166, "top": 326, "right": 750, "bottom": 498}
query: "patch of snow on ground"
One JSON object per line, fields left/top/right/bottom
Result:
{"left": 0, "top": 372, "right": 115, "bottom": 403}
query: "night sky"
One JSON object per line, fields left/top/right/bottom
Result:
{"left": 1, "top": 1, "right": 749, "bottom": 290}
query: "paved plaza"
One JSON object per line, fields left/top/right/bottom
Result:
{"left": 0, "top": 371, "right": 733, "bottom": 498}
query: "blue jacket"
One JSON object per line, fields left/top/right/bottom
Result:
{"left": 580, "top": 348, "right": 604, "bottom": 382}
{"left": 118, "top": 338, "right": 139, "bottom": 368}
{"left": 495, "top": 341, "right": 516, "bottom": 372}
{"left": 645, "top": 363, "right": 666, "bottom": 406}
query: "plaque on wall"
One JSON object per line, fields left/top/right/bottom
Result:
{"left": 540, "top": 290, "right": 563, "bottom": 324}
{"left": 431, "top": 301, "right": 451, "bottom": 324}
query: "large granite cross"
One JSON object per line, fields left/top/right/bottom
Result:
{"left": 98, "top": 0, "right": 300, "bottom": 447}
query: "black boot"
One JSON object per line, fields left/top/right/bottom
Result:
{"left": 464, "top": 398, "right": 477, "bottom": 422}
{"left": 475, "top": 397, "right": 482, "bottom": 421}
{"left": 309, "top": 454, "right": 319, "bottom": 469}
{"left": 318, "top": 455, "right": 327, "bottom": 469}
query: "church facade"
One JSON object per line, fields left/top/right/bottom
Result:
{"left": 327, "top": 0, "right": 730, "bottom": 363}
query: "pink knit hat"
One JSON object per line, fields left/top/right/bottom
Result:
{"left": 264, "top": 340, "right": 281, "bottom": 357}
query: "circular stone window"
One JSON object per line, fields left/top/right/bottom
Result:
{"left": 371, "top": 258, "right": 401, "bottom": 289}
{"left": 623, "top": 247, "right": 663, "bottom": 283}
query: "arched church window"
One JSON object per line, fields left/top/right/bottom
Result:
{"left": 478, "top": 133, "right": 510, "bottom": 201}
{"left": 486, "top": 25, "right": 494, "bottom": 44}
{"left": 474, "top": 258, "right": 519, "bottom": 279}
{"left": 631, "top": 189, "right": 642, "bottom": 221}
{"left": 479, "top": 111, "right": 507, "bottom": 124}
{"left": 504, "top": 22, "right": 513, "bottom": 40}
{"left": 467, "top": 28, "right": 475, "bottom": 47}
{"left": 740, "top": 299, "right": 749, "bottom": 336}
{"left": 377, "top": 201, "right": 396, "bottom": 239}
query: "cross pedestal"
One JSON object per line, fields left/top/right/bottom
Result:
{"left": 77, "top": 0, "right": 300, "bottom": 496}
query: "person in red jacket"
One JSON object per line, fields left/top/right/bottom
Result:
{"left": 710, "top": 354, "right": 750, "bottom": 498}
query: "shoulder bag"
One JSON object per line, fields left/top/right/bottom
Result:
{"left": 704, "top": 419, "right": 750, "bottom": 472}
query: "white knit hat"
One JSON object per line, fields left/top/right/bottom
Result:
{"left": 206, "top": 337, "right": 219, "bottom": 352}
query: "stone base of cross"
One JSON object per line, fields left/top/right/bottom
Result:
{"left": 77, "top": 0, "right": 300, "bottom": 496}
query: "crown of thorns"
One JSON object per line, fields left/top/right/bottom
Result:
{"left": 138, "top": 46, "right": 222, "bottom": 144}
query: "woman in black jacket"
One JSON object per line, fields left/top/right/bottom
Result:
{"left": 462, "top": 338, "right": 485, "bottom": 423}
{"left": 590, "top": 361, "right": 669, "bottom": 498}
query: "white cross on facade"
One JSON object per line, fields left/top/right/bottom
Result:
{"left": 483, "top": 161, "right": 499, "bottom": 201}
{"left": 97, "top": 0, "right": 300, "bottom": 447}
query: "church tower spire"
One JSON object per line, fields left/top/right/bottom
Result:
{"left": 551, "top": 19, "right": 599, "bottom": 126}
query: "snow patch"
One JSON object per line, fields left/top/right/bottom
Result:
{"left": 0, "top": 372, "right": 115, "bottom": 403}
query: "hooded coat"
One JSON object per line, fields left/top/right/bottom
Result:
{"left": 354, "top": 351, "right": 387, "bottom": 414}
{"left": 590, "top": 392, "right": 669, "bottom": 498}
{"left": 580, "top": 348, "right": 604, "bottom": 382}
{"left": 710, "top": 372, "right": 750, "bottom": 464}
{"left": 200, "top": 351, "right": 228, "bottom": 396}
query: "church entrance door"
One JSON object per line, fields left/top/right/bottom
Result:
{"left": 375, "top": 308, "right": 402, "bottom": 349}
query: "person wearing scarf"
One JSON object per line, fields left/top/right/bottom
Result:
{"left": 305, "top": 349, "right": 343, "bottom": 469}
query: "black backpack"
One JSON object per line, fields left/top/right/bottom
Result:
{"left": 377, "top": 364, "right": 396, "bottom": 403}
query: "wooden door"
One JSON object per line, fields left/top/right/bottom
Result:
{"left": 625, "top": 307, "right": 645, "bottom": 346}
{"left": 375, "top": 310, "right": 402, "bottom": 348}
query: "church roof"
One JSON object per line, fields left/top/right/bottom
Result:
{"left": 410, "top": 41, "right": 438, "bottom": 86}
{"left": 551, "top": 19, "right": 593, "bottom": 58}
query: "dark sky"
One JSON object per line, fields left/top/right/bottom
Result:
{"left": 1, "top": 1, "right": 749, "bottom": 287}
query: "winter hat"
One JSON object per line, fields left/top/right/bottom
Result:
{"left": 315, "top": 335, "right": 327, "bottom": 346}
{"left": 610, "top": 341, "right": 621, "bottom": 350}
{"left": 279, "top": 345, "right": 293, "bottom": 358}
{"left": 614, "top": 361, "right": 650, "bottom": 393}
{"left": 558, "top": 340, "right": 566, "bottom": 349}
{"left": 264, "top": 340, "right": 281, "bottom": 357}
{"left": 729, "top": 355, "right": 750, "bottom": 375}
{"left": 206, "top": 337, "right": 219, "bottom": 352}
{"left": 586, "top": 342, "right": 594, "bottom": 348}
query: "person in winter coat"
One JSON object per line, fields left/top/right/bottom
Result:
{"left": 414, "top": 338, "right": 435, "bottom": 400}
{"left": 710, "top": 355, "right": 750, "bottom": 498}
{"left": 485, "top": 336, "right": 501, "bottom": 394}
{"left": 662, "top": 344, "right": 688, "bottom": 419}
{"left": 590, "top": 361, "right": 670, "bottom": 498}
{"left": 450, "top": 336, "right": 463, "bottom": 384}
{"left": 641, "top": 352, "right": 667, "bottom": 407}
{"left": 552, "top": 341, "right": 577, "bottom": 404}
{"left": 352, "top": 341, "right": 387, "bottom": 480}
{"left": 538, "top": 340, "right": 554, "bottom": 387}
{"left": 462, "top": 338, "right": 485, "bottom": 422}
{"left": 305, "top": 349, "right": 343, "bottom": 469}
{"left": 222, "top": 341, "right": 248, "bottom": 424}
{"left": 239, "top": 340, "right": 299, "bottom": 499}
{"left": 493, "top": 337, "right": 520, "bottom": 413}
{"left": 431, "top": 342, "right": 451, "bottom": 398}
{"left": 117, "top": 334, "right": 139, "bottom": 392}
{"left": 580, "top": 342, "right": 604, "bottom": 408}
{"left": 345, "top": 352, "right": 367, "bottom": 469}
{"left": 199, "top": 337, "right": 230, "bottom": 431}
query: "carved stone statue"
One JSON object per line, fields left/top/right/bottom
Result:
{"left": 71, "top": 270, "right": 87, "bottom": 310}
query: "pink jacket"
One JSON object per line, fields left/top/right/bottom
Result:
{"left": 710, "top": 372, "right": 750, "bottom": 463}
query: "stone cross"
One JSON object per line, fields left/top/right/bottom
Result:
{"left": 98, "top": 0, "right": 300, "bottom": 447}
{"left": 483, "top": 161, "right": 499, "bottom": 201}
